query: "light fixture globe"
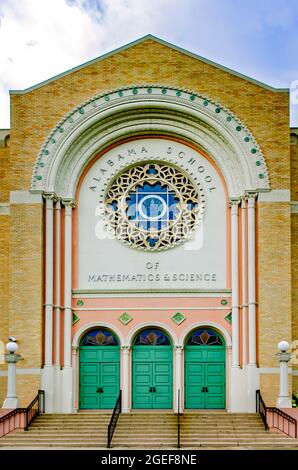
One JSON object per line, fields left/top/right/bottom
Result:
{"left": 277, "top": 340, "right": 290, "bottom": 353}
{"left": 6, "top": 341, "right": 19, "bottom": 354}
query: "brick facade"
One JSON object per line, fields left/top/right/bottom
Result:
{"left": 0, "top": 37, "right": 296, "bottom": 407}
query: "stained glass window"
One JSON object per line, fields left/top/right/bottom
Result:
{"left": 186, "top": 329, "right": 223, "bottom": 346}
{"left": 134, "top": 329, "right": 171, "bottom": 346}
{"left": 105, "top": 162, "right": 202, "bottom": 251}
{"left": 81, "top": 329, "right": 119, "bottom": 346}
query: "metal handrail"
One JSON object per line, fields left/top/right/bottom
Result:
{"left": 25, "top": 390, "right": 45, "bottom": 431}
{"left": 177, "top": 389, "right": 181, "bottom": 448}
{"left": 256, "top": 389, "right": 297, "bottom": 438}
{"left": 107, "top": 390, "right": 122, "bottom": 448}
{"left": 267, "top": 406, "right": 297, "bottom": 439}
{"left": 256, "top": 389, "right": 268, "bottom": 430}
{"left": 0, "top": 389, "right": 45, "bottom": 437}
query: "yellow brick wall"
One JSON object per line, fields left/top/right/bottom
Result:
{"left": 258, "top": 203, "right": 291, "bottom": 366}
{"left": 0, "top": 143, "right": 10, "bottom": 380}
{"left": 0, "top": 145, "right": 10, "bottom": 202}
{"left": 0, "top": 377, "right": 7, "bottom": 406}
{"left": 9, "top": 204, "right": 43, "bottom": 369}
{"left": 0, "top": 215, "right": 10, "bottom": 372}
{"left": 260, "top": 374, "right": 292, "bottom": 407}
{"left": 291, "top": 133, "right": 298, "bottom": 386}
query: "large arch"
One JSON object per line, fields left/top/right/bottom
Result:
{"left": 31, "top": 86, "right": 270, "bottom": 199}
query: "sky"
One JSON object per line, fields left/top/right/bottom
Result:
{"left": 0, "top": 0, "right": 298, "bottom": 128}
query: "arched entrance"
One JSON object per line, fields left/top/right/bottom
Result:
{"left": 132, "top": 328, "right": 173, "bottom": 409}
{"left": 79, "top": 328, "right": 120, "bottom": 409}
{"left": 184, "top": 328, "right": 226, "bottom": 409}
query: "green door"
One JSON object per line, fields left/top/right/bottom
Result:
{"left": 185, "top": 329, "right": 226, "bottom": 409}
{"left": 79, "top": 346, "right": 120, "bottom": 409}
{"left": 133, "top": 346, "right": 173, "bottom": 409}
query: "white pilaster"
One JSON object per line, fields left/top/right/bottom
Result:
{"left": 121, "top": 346, "right": 130, "bottom": 413}
{"left": 247, "top": 193, "right": 257, "bottom": 366}
{"left": 241, "top": 197, "right": 247, "bottom": 366}
{"left": 230, "top": 199, "right": 240, "bottom": 368}
{"left": 174, "top": 346, "right": 183, "bottom": 413}
{"left": 54, "top": 200, "right": 61, "bottom": 412}
{"left": 42, "top": 193, "right": 55, "bottom": 412}
{"left": 72, "top": 348, "right": 78, "bottom": 412}
{"left": 61, "top": 200, "right": 74, "bottom": 413}
{"left": 246, "top": 193, "right": 259, "bottom": 411}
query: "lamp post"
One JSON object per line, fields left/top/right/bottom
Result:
{"left": 276, "top": 340, "right": 292, "bottom": 408}
{"left": 2, "top": 338, "right": 22, "bottom": 409}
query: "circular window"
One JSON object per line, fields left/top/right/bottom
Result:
{"left": 104, "top": 162, "right": 203, "bottom": 251}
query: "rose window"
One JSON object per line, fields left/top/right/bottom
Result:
{"left": 104, "top": 162, "right": 203, "bottom": 251}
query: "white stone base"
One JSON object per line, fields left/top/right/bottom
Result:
{"left": 276, "top": 396, "right": 292, "bottom": 408}
{"left": 61, "top": 366, "right": 73, "bottom": 413}
{"left": 2, "top": 396, "right": 19, "bottom": 408}
{"left": 54, "top": 365, "right": 62, "bottom": 412}
{"left": 246, "top": 364, "right": 259, "bottom": 412}
{"left": 41, "top": 365, "right": 55, "bottom": 413}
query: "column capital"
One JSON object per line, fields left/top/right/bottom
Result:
{"left": 43, "top": 192, "right": 56, "bottom": 201}
{"left": 245, "top": 191, "right": 258, "bottom": 202}
{"left": 62, "top": 198, "right": 75, "bottom": 208}
{"left": 229, "top": 197, "right": 241, "bottom": 209}
{"left": 121, "top": 345, "right": 131, "bottom": 352}
{"left": 276, "top": 352, "right": 291, "bottom": 363}
{"left": 174, "top": 345, "right": 184, "bottom": 351}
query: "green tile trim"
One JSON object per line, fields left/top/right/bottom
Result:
{"left": 118, "top": 312, "right": 133, "bottom": 325}
{"left": 72, "top": 312, "right": 80, "bottom": 325}
{"left": 171, "top": 312, "right": 186, "bottom": 325}
{"left": 224, "top": 312, "right": 232, "bottom": 325}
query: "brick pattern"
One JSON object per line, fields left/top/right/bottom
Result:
{"left": 9, "top": 204, "right": 43, "bottom": 368}
{"left": 258, "top": 203, "right": 291, "bottom": 367}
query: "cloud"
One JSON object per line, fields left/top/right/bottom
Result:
{"left": 0, "top": 0, "right": 297, "bottom": 127}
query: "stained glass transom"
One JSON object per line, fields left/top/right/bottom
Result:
{"left": 81, "top": 329, "right": 119, "bottom": 346}
{"left": 105, "top": 162, "right": 202, "bottom": 251}
{"left": 186, "top": 329, "right": 223, "bottom": 346}
{"left": 134, "top": 329, "right": 171, "bottom": 346}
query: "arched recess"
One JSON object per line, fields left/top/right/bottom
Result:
{"left": 31, "top": 86, "right": 270, "bottom": 199}
{"left": 131, "top": 327, "right": 174, "bottom": 409}
{"left": 78, "top": 326, "right": 121, "bottom": 410}
{"left": 181, "top": 323, "right": 230, "bottom": 410}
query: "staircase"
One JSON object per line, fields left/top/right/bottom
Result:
{"left": 0, "top": 413, "right": 111, "bottom": 449}
{"left": 0, "top": 411, "right": 297, "bottom": 449}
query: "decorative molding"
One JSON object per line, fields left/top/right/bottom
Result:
{"left": 291, "top": 202, "right": 298, "bottom": 214}
{"left": 171, "top": 312, "right": 186, "bottom": 325}
{"left": 118, "top": 312, "right": 133, "bottom": 325}
{"left": 72, "top": 306, "right": 233, "bottom": 311}
{"left": 0, "top": 368, "right": 41, "bottom": 376}
{"left": 30, "top": 86, "right": 270, "bottom": 198}
{"left": 0, "top": 203, "right": 10, "bottom": 215}
{"left": 72, "top": 289, "right": 232, "bottom": 296}
{"left": 10, "top": 190, "right": 43, "bottom": 204}
{"left": 258, "top": 190, "right": 290, "bottom": 202}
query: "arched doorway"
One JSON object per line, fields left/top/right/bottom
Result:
{"left": 132, "top": 328, "right": 173, "bottom": 409}
{"left": 79, "top": 328, "right": 120, "bottom": 409}
{"left": 184, "top": 328, "right": 226, "bottom": 409}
